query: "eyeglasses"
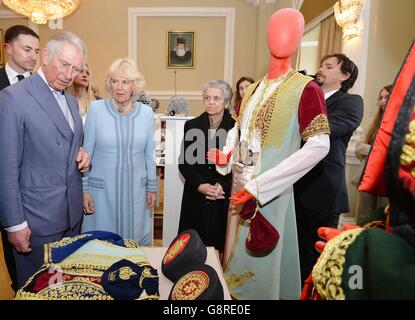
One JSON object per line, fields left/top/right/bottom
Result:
{"left": 58, "top": 59, "right": 82, "bottom": 75}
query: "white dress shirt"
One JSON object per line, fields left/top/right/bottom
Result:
{"left": 324, "top": 89, "right": 339, "bottom": 100}
{"left": 5, "top": 63, "right": 30, "bottom": 85}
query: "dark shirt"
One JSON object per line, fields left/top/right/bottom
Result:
{"left": 170, "top": 50, "right": 192, "bottom": 65}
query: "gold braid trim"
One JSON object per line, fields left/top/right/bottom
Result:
{"left": 237, "top": 81, "right": 262, "bottom": 127}
{"left": 44, "top": 234, "right": 93, "bottom": 264}
{"left": 123, "top": 239, "right": 140, "bottom": 248}
{"left": 312, "top": 228, "right": 364, "bottom": 300}
{"left": 261, "top": 73, "right": 313, "bottom": 150}
{"left": 255, "top": 88, "right": 279, "bottom": 146}
{"left": 253, "top": 71, "right": 298, "bottom": 146}
{"left": 301, "top": 114, "right": 330, "bottom": 141}
{"left": 57, "top": 253, "right": 149, "bottom": 270}
{"left": 400, "top": 119, "right": 415, "bottom": 178}
{"left": 224, "top": 268, "right": 255, "bottom": 290}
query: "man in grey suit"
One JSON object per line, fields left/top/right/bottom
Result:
{"left": 0, "top": 24, "right": 40, "bottom": 292}
{"left": 0, "top": 31, "right": 90, "bottom": 289}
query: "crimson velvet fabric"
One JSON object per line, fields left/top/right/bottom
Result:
{"left": 359, "top": 42, "right": 415, "bottom": 196}
{"left": 239, "top": 199, "right": 279, "bottom": 254}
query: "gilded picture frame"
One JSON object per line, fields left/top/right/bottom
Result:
{"left": 0, "top": 29, "right": 3, "bottom": 67}
{"left": 167, "top": 31, "right": 195, "bottom": 69}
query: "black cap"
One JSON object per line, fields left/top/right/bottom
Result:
{"left": 162, "top": 229, "right": 207, "bottom": 282}
{"left": 169, "top": 264, "right": 224, "bottom": 300}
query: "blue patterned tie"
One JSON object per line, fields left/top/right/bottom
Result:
{"left": 53, "top": 90, "right": 74, "bottom": 131}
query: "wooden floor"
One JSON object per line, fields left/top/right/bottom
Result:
{"left": 0, "top": 234, "right": 15, "bottom": 300}
{"left": 153, "top": 175, "right": 164, "bottom": 246}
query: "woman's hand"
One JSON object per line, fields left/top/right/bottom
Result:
{"left": 147, "top": 192, "right": 157, "bottom": 208}
{"left": 77, "top": 147, "right": 91, "bottom": 173}
{"left": 198, "top": 183, "right": 219, "bottom": 199}
{"left": 229, "top": 188, "right": 253, "bottom": 205}
{"left": 83, "top": 192, "right": 95, "bottom": 214}
{"left": 213, "top": 183, "right": 225, "bottom": 200}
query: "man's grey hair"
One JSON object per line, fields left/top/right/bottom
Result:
{"left": 46, "top": 31, "right": 87, "bottom": 63}
{"left": 202, "top": 80, "right": 233, "bottom": 105}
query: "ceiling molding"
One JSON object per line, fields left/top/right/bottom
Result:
{"left": 147, "top": 90, "right": 202, "bottom": 101}
{"left": 304, "top": 6, "right": 334, "bottom": 33}
{"left": 244, "top": 0, "right": 260, "bottom": 7}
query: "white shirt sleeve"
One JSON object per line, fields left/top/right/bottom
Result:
{"left": 5, "top": 221, "right": 28, "bottom": 232}
{"left": 244, "top": 134, "right": 330, "bottom": 206}
{"left": 216, "top": 123, "right": 239, "bottom": 176}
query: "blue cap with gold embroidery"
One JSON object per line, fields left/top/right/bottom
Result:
{"left": 101, "top": 259, "right": 159, "bottom": 300}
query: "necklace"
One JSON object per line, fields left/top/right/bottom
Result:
{"left": 115, "top": 100, "right": 132, "bottom": 114}
{"left": 209, "top": 116, "right": 223, "bottom": 129}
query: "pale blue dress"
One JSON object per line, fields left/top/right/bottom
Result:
{"left": 81, "top": 99, "right": 157, "bottom": 245}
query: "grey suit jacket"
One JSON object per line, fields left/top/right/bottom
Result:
{"left": 0, "top": 73, "right": 84, "bottom": 236}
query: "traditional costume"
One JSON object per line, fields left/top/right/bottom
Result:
{"left": 15, "top": 231, "right": 159, "bottom": 300}
{"left": 308, "top": 41, "right": 415, "bottom": 300}
{"left": 218, "top": 70, "right": 330, "bottom": 299}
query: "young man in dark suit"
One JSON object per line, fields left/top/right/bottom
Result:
{"left": 294, "top": 53, "right": 364, "bottom": 284}
{"left": 0, "top": 25, "right": 39, "bottom": 90}
{"left": 0, "top": 25, "right": 39, "bottom": 293}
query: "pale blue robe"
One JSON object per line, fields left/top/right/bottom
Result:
{"left": 81, "top": 99, "right": 157, "bottom": 245}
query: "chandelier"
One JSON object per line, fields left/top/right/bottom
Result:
{"left": 2, "top": 0, "right": 81, "bottom": 24}
{"left": 334, "top": 0, "right": 364, "bottom": 40}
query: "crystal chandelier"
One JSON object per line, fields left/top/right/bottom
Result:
{"left": 2, "top": 0, "right": 81, "bottom": 24}
{"left": 334, "top": 0, "right": 364, "bottom": 40}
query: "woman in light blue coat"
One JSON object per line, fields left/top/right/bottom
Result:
{"left": 81, "top": 58, "right": 157, "bottom": 245}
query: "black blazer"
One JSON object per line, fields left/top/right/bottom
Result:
{"left": 0, "top": 67, "right": 11, "bottom": 91}
{"left": 295, "top": 90, "right": 364, "bottom": 213}
{"left": 178, "top": 109, "right": 235, "bottom": 249}
{"left": 179, "top": 109, "right": 235, "bottom": 194}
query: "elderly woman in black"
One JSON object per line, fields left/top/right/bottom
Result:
{"left": 178, "top": 80, "right": 235, "bottom": 254}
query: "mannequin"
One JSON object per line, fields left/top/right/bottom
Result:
{"left": 207, "top": 8, "right": 330, "bottom": 300}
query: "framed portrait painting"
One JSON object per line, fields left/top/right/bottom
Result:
{"left": 167, "top": 31, "right": 195, "bottom": 68}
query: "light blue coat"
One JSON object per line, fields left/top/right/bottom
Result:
{"left": 81, "top": 99, "right": 157, "bottom": 245}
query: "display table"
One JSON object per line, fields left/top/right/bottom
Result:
{"left": 142, "top": 246, "right": 231, "bottom": 300}
{"left": 14, "top": 236, "right": 231, "bottom": 300}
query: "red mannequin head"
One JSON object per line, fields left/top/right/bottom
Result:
{"left": 267, "top": 8, "right": 304, "bottom": 59}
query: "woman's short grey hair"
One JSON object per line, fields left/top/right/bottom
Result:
{"left": 46, "top": 31, "right": 87, "bottom": 63}
{"left": 202, "top": 80, "right": 233, "bottom": 106}
{"left": 104, "top": 58, "right": 145, "bottom": 101}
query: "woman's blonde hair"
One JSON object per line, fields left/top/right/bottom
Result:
{"left": 67, "top": 62, "right": 95, "bottom": 116}
{"left": 104, "top": 58, "right": 145, "bottom": 101}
